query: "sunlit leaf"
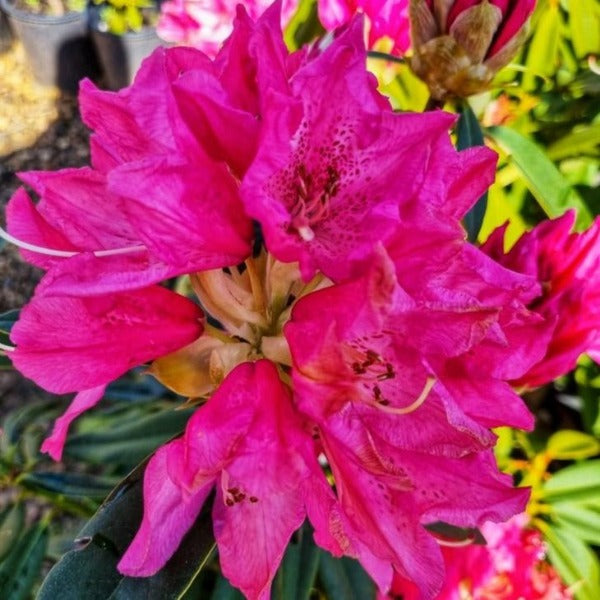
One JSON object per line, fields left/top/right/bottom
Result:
{"left": 486, "top": 125, "right": 592, "bottom": 227}
{"left": 546, "top": 430, "right": 600, "bottom": 460}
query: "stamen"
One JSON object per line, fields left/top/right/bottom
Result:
{"left": 372, "top": 377, "right": 436, "bottom": 415}
{"left": 0, "top": 342, "right": 15, "bottom": 353}
{"left": 434, "top": 534, "right": 475, "bottom": 548}
{"left": 0, "top": 226, "right": 146, "bottom": 258}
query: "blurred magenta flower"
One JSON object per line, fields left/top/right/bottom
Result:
{"left": 319, "top": 0, "right": 411, "bottom": 54}
{"left": 409, "top": 0, "right": 536, "bottom": 99}
{"left": 386, "top": 513, "right": 572, "bottom": 599}
{"left": 482, "top": 211, "right": 600, "bottom": 389}
{"left": 157, "top": 0, "right": 298, "bottom": 56}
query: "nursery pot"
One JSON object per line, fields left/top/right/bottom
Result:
{"left": 89, "top": 8, "right": 165, "bottom": 90}
{"left": 0, "top": 6, "right": 12, "bottom": 53}
{"left": 0, "top": 0, "right": 98, "bottom": 92}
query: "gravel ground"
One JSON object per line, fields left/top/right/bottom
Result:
{"left": 1, "top": 42, "right": 91, "bottom": 313}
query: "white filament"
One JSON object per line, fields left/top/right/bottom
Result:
{"left": 0, "top": 225, "right": 146, "bottom": 258}
{"left": 0, "top": 342, "right": 15, "bottom": 353}
{"left": 374, "top": 377, "right": 436, "bottom": 415}
{"left": 435, "top": 536, "right": 475, "bottom": 548}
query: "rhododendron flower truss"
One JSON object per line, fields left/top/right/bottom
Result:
{"left": 386, "top": 514, "right": 572, "bottom": 599}
{"left": 481, "top": 211, "right": 600, "bottom": 388}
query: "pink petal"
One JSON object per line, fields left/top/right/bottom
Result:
{"left": 18, "top": 168, "right": 137, "bottom": 251}
{"left": 10, "top": 286, "right": 203, "bottom": 394}
{"left": 118, "top": 441, "right": 212, "bottom": 576}
{"left": 40, "top": 385, "right": 106, "bottom": 461}
{"left": 488, "top": 0, "right": 535, "bottom": 57}
{"left": 108, "top": 155, "right": 253, "bottom": 271}
{"left": 6, "top": 188, "right": 78, "bottom": 270}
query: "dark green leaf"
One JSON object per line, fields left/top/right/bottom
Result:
{"left": 0, "top": 308, "right": 20, "bottom": 333}
{"left": 19, "top": 472, "right": 119, "bottom": 499}
{"left": 38, "top": 457, "right": 216, "bottom": 600}
{"left": 486, "top": 126, "right": 592, "bottom": 227}
{"left": 65, "top": 407, "right": 194, "bottom": 467}
{"left": 0, "top": 521, "right": 48, "bottom": 600}
{"left": 318, "top": 553, "right": 375, "bottom": 600}
{"left": 0, "top": 502, "right": 25, "bottom": 561}
{"left": 425, "top": 521, "right": 486, "bottom": 545}
{"left": 271, "top": 521, "right": 321, "bottom": 600}
{"left": 209, "top": 574, "right": 244, "bottom": 600}
{"left": 456, "top": 103, "right": 487, "bottom": 242}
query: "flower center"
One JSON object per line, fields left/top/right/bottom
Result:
{"left": 289, "top": 164, "right": 340, "bottom": 241}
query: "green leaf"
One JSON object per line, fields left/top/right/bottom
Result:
{"left": 542, "top": 459, "right": 600, "bottom": 503}
{"left": 547, "top": 123, "right": 600, "bottom": 161}
{"left": 551, "top": 502, "right": 600, "bottom": 546}
{"left": 546, "top": 430, "right": 600, "bottom": 460}
{"left": 486, "top": 125, "right": 592, "bottom": 227}
{"left": 209, "top": 574, "right": 244, "bottom": 600}
{"left": 0, "top": 503, "right": 25, "bottom": 561}
{"left": 0, "top": 521, "right": 49, "bottom": 600}
{"left": 523, "top": 3, "right": 561, "bottom": 88}
{"left": 272, "top": 522, "right": 320, "bottom": 600}
{"left": 318, "top": 553, "right": 375, "bottom": 600}
{"left": 65, "top": 407, "right": 194, "bottom": 467}
{"left": 0, "top": 308, "right": 19, "bottom": 333}
{"left": 542, "top": 522, "right": 600, "bottom": 600}
{"left": 568, "top": 0, "right": 600, "bottom": 59}
{"left": 19, "top": 472, "right": 119, "bottom": 500}
{"left": 283, "top": 0, "right": 324, "bottom": 51}
{"left": 37, "top": 457, "right": 216, "bottom": 600}
{"left": 456, "top": 103, "right": 488, "bottom": 242}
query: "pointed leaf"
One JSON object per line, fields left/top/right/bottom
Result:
{"left": 0, "top": 521, "right": 49, "bottom": 600}
{"left": 37, "top": 458, "right": 216, "bottom": 600}
{"left": 456, "top": 103, "right": 488, "bottom": 242}
{"left": 486, "top": 125, "right": 592, "bottom": 227}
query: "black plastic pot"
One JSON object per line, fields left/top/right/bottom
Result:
{"left": 0, "top": 0, "right": 98, "bottom": 92}
{"left": 89, "top": 8, "right": 164, "bottom": 90}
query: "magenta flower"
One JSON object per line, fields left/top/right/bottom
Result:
{"left": 119, "top": 360, "right": 339, "bottom": 599}
{"left": 284, "top": 247, "right": 541, "bottom": 595}
{"left": 387, "top": 514, "right": 572, "bottom": 599}
{"left": 10, "top": 285, "right": 203, "bottom": 459}
{"left": 319, "top": 0, "right": 411, "bottom": 55}
{"left": 481, "top": 211, "right": 600, "bottom": 388}
{"left": 241, "top": 18, "right": 497, "bottom": 281}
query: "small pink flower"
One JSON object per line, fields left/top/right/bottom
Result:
{"left": 386, "top": 514, "right": 572, "bottom": 599}
{"left": 157, "top": 0, "right": 298, "bottom": 57}
{"left": 481, "top": 211, "right": 600, "bottom": 388}
{"left": 319, "top": 0, "right": 411, "bottom": 55}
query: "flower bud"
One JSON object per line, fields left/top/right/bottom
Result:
{"left": 409, "top": 0, "right": 536, "bottom": 100}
